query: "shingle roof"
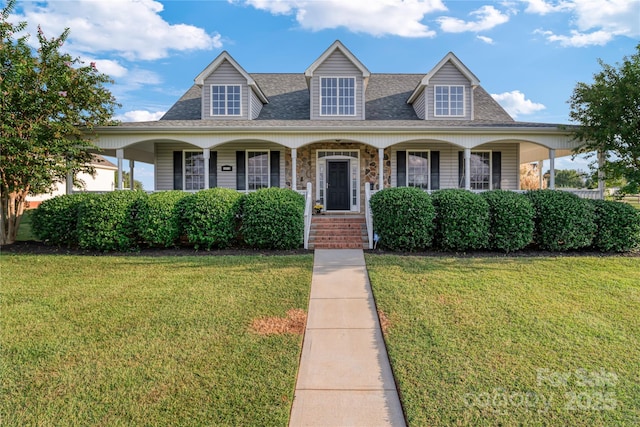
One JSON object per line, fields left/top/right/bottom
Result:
{"left": 157, "top": 73, "right": 515, "bottom": 125}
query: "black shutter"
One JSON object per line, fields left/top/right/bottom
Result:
{"left": 458, "top": 151, "right": 464, "bottom": 188}
{"left": 430, "top": 151, "right": 440, "bottom": 190}
{"left": 396, "top": 151, "right": 406, "bottom": 187}
{"left": 209, "top": 151, "right": 217, "bottom": 188}
{"left": 270, "top": 151, "right": 280, "bottom": 188}
{"left": 236, "top": 151, "right": 246, "bottom": 191}
{"left": 173, "top": 151, "right": 182, "bottom": 190}
{"left": 492, "top": 151, "right": 502, "bottom": 189}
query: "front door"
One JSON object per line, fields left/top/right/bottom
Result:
{"left": 326, "top": 161, "right": 350, "bottom": 210}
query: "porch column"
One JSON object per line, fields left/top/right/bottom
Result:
{"left": 116, "top": 149, "right": 124, "bottom": 190}
{"left": 538, "top": 160, "right": 544, "bottom": 189}
{"left": 548, "top": 149, "right": 555, "bottom": 190}
{"left": 378, "top": 148, "right": 384, "bottom": 190}
{"left": 598, "top": 150, "right": 605, "bottom": 200}
{"left": 291, "top": 148, "right": 297, "bottom": 191}
{"left": 203, "top": 149, "right": 210, "bottom": 190}
{"left": 66, "top": 170, "right": 74, "bottom": 194}
{"left": 464, "top": 148, "right": 471, "bottom": 190}
{"left": 129, "top": 160, "right": 135, "bottom": 190}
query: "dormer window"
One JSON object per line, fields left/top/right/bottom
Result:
{"left": 321, "top": 77, "right": 355, "bottom": 116}
{"left": 435, "top": 85, "right": 464, "bottom": 117}
{"left": 212, "top": 85, "right": 241, "bottom": 116}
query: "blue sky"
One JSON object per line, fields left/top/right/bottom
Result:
{"left": 8, "top": 0, "right": 640, "bottom": 190}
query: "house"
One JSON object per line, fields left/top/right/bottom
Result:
{"left": 27, "top": 154, "right": 117, "bottom": 208}
{"left": 93, "top": 41, "right": 589, "bottom": 214}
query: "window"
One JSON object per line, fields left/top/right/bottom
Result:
{"left": 435, "top": 85, "right": 464, "bottom": 116}
{"left": 247, "top": 151, "right": 269, "bottom": 190}
{"left": 184, "top": 151, "right": 205, "bottom": 191}
{"left": 212, "top": 85, "right": 241, "bottom": 116}
{"left": 462, "top": 151, "right": 491, "bottom": 190}
{"left": 321, "top": 77, "right": 355, "bottom": 116}
{"left": 407, "top": 151, "right": 429, "bottom": 189}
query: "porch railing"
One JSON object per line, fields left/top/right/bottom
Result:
{"left": 364, "top": 183, "right": 376, "bottom": 250}
{"left": 303, "top": 182, "right": 313, "bottom": 250}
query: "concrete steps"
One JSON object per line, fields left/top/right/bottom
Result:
{"left": 308, "top": 215, "right": 369, "bottom": 250}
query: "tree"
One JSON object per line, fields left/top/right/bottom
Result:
{"left": 117, "top": 171, "right": 145, "bottom": 191}
{"left": 0, "top": 0, "right": 118, "bottom": 245}
{"left": 550, "top": 169, "right": 587, "bottom": 188}
{"left": 569, "top": 44, "right": 640, "bottom": 195}
{"left": 520, "top": 163, "right": 546, "bottom": 190}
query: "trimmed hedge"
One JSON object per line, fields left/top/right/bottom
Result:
{"left": 526, "top": 190, "right": 595, "bottom": 251}
{"left": 77, "top": 191, "right": 147, "bottom": 251}
{"left": 481, "top": 190, "right": 535, "bottom": 252}
{"left": 431, "top": 189, "right": 489, "bottom": 251}
{"left": 590, "top": 199, "right": 640, "bottom": 252}
{"left": 31, "top": 193, "right": 92, "bottom": 247}
{"left": 240, "top": 188, "right": 305, "bottom": 249}
{"left": 135, "top": 191, "right": 189, "bottom": 248}
{"left": 370, "top": 187, "right": 435, "bottom": 251}
{"left": 179, "top": 188, "right": 243, "bottom": 249}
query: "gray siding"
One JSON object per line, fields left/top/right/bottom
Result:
{"left": 426, "top": 61, "right": 471, "bottom": 120}
{"left": 310, "top": 50, "right": 364, "bottom": 120}
{"left": 390, "top": 142, "right": 518, "bottom": 190}
{"left": 203, "top": 60, "right": 248, "bottom": 120}
{"left": 412, "top": 89, "right": 426, "bottom": 119}
{"left": 249, "top": 89, "right": 263, "bottom": 120}
{"left": 156, "top": 142, "right": 286, "bottom": 191}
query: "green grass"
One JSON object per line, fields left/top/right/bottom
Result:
{"left": 0, "top": 254, "right": 313, "bottom": 426}
{"left": 366, "top": 255, "right": 640, "bottom": 426}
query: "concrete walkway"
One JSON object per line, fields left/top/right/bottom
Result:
{"left": 289, "top": 249, "right": 406, "bottom": 427}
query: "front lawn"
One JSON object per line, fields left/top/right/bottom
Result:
{"left": 366, "top": 255, "right": 640, "bottom": 426}
{"left": 0, "top": 254, "right": 313, "bottom": 426}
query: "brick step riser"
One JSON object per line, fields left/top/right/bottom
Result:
{"left": 310, "top": 229, "right": 367, "bottom": 235}
{"left": 312, "top": 218, "right": 365, "bottom": 223}
{"left": 310, "top": 224, "right": 365, "bottom": 229}
{"left": 310, "top": 236, "right": 368, "bottom": 242}
{"left": 310, "top": 244, "right": 368, "bottom": 249}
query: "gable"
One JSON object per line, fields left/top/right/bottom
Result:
{"left": 315, "top": 50, "right": 363, "bottom": 75}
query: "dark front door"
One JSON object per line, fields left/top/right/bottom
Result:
{"left": 327, "top": 161, "right": 350, "bottom": 210}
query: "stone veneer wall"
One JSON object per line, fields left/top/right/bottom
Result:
{"left": 285, "top": 142, "right": 391, "bottom": 211}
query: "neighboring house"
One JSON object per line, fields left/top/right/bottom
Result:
{"left": 93, "top": 40, "right": 586, "bottom": 213}
{"left": 27, "top": 154, "right": 117, "bottom": 208}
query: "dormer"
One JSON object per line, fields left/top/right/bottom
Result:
{"left": 407, "top": 52, "right": 480, "bottom": 120}
{"left": 195, "top": 51, "right": 268, "bottom": 120}
{"left": 304, "top": 41, "right": 370, "bottom": 120}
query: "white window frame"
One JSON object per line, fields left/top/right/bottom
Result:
{"left": 464, "top": 150, "right": 492, "bottom": 190}
{"left": 320, "top": 77, "right": 356, "bottom": 116}
{"left": 183, "top": 150, "right": 205, "bottom": 192}
{"left": 211, "top": 84, "right": 242, "bottom": 116}
{"left": 246, "top": 149, "right": 270, "bottom": 191}
{"left": 406, "top": 151, "right": 430, "bottom": 190}
{"left": 434, "top": 85, "right": 465, "bottom": 117}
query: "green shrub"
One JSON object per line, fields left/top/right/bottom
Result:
{"left": 240, "top": 188, "right": 304, "bottom": 249}
{"left": 179, "top": 188, "right": 243, "bottom": 249}
{"left": 431, "top": 189, "right": 489, "bottom": 251}
{"left": 135, "top": 191, "right": 189, "bottom": 247}
{"left": 77, "top": 191, "right": 147, "bottom": 251}
{"left": 31, "top": 193, "right": 92, "bottom": 247}
{"left": 526, "top": 190, "right": 595, "bottom": 251}
{"left": 590, "top": 199, "right": 640, "bottom": 252}
{"left": 370, "top": 187, "right": 435, "bottom": 251}
{"left": 481, "top": 190, "right": 534, "bottom": 252}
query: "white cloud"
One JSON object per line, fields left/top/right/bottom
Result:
{"left": 117, "top": 110, "right": 166, "bottom": 122}
{"left": 438, "top": 5, "right": 510, "bottom": 33}
{"left": 85, "top": 59, "right": 128, "bottom": 78}
{"left": 527, "top": 0, "right": 639, "bottom": 46}
{"left": 476, "top": 35, "right": 494, "bottom": 44}
{"left": 240, "top": 0, "right": 447, "bottom": 37}
{"left": 16, "top": 0, "right": 222, "bottom": 61}
{"left": 491, "top": 90, "right": 545, "bottom": 118}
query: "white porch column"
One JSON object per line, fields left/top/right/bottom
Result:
{"left": 548, "top": 149, "right": 555, "bottom": 190}
{"left": 203, "top": 149, "right": 210, "bottom": 190}
{"left": 116, "top": 149, "right": 124, "bottom": 190}
{"left": 464, "top": 148, "right": 471, "bottom": 190}
{"left": 66, "top": 170, "right": 74, "bottom": 194}
{"left": 129, "top": 160, "right": 135, "bottom": 190}
{"left": 378, "top": 148, "right": 384, "bottom": 190}
{"left": 598, "top": 150, "right": 605, "bottom": 200}
{"left": 291, "top": 148, "right": 297, "bottom": 191}
{"left": 538, "top": 160, "right": 544, "bottom": 189}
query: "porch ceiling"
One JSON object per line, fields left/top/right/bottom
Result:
{"left": 520, "top": 142, "right": 573, "bottom": 164}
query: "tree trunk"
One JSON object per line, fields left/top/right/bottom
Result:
{"left": 0, "top": 190, "right": 28, "bottom": 246}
